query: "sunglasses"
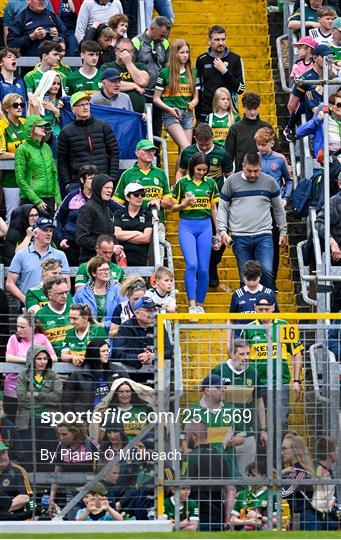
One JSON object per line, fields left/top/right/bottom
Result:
{"left": 131, "top": 191, "right": 145, "bottom": 197}
{"left": 12, "top": 102, "right": 23, "bottom": 109}
{"left": 335, "top": 102, "right": 341, "bottom": 108}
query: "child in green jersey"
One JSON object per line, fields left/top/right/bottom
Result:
{"left": 206, "top": 87, "right": 240, "bottom": 147}
{"left": 165, "top": 486, "right": 199, "bottom": 530}
{"left": 231, "top": 458, "right": 277, "bottom": 530}
{"left": 154, "top": 39, "right": 200, "bottom": 154}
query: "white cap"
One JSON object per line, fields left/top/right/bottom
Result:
{"left": 124, "top": 182, "right": 145, "bottom": 198}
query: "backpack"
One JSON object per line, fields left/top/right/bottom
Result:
{"left": 291, "top": 178, "right": 313, "bottom": 218}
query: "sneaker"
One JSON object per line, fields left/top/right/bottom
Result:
{"left": 283, "top": 126, "right": 296, "bottom": 142}
{"left": 188, "top": 306, "right": 197, "bottom": 314}
{"left": 196, "top": 305, "right": 205, "bottom": 313}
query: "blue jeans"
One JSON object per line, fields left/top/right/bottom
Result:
{"left": 232, "top": 233, "right": 274, "bottom": 290}
{"left": 144, "top": 0, "right": 174, "bottom": 27}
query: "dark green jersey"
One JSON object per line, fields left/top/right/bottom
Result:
{"left": 185, "top": 399, "right": 243, "bottom": 477}
{"left": 61, "top": 324, "right": 107, "bottom": 358}
{"left": 155, "top": 66, "right": 200, "bottom": 108}
{"left": 100, "top": 61, "right": 148, "bottom": 113}
{"left": 164, "top": 496, "right": 199, "bottom": 521}
{"left": 24, "top": 67, "right": 67, "bottom": 93}
{"left": 36, "top": 303, "right": 72, "bottom": 358}
{"left": 113, "top": 162, "right": 171, "bottom": 223}
{"left": 206, "top": 112, "right": 240, "bottom": 146}
{"left": 212, "top": 361, "right": 258, "bottom": 433}
{"left": 239, "top": 319, "right": 304, "bottom": 386}
{"left": 233, "top": 486, "right": 277, "bottom": 518}
{"left": 179, "top": 143, "right": 233, "bottom": 191}
{"left": 172, "top": 175, "right": 219, "bottom": 219}
{"left": 65, "top": 69, "right": 102, "bottom": 95}
{"left": 75, "top": 261, "right": 125, "bottom": 288}
{"left": 25, "top": 284, "right": 72, "bottom": 311}
{"left": 118, "top": 404, "right": 151, "bottom": 440}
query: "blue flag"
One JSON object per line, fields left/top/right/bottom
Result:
{"left": 61, "top": 97, "right": 147, "bottom": 159}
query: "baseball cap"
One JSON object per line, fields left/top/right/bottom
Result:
{"left": 133, "top": 296, "right": 161, "bottom": 310}
{"left": 293, "top": 36, "right": 317, "bottom": 49}
{"left": 0, "top": 441, "right": 9, "bottom": 452}
{"left": 32, "top": 217, "right": 56, "bottom": 230}
{"left": 201, "top": 374, "right": 223, "bottom": 390}
{"left": 70, "top": 91, "right": 91, "bottom": 107}
{"left": 254, "top": 294, "right": 275, "bottom": 306}
{"left": 332, "top": 17, "right": 341, "bottom": 30}
{"left": 76, "top": 482, "right": 108, "bottom": 496}
{"left": 124, "top": 182, "right": 145, "bottom": 198}
{"left": 101, "top": 68, "right": 121, "bottom": 81}
{"left": 136, "top": 139, "right": 157, "bottom": 152}
{"left": 312, "top": 45, "right": 335, "bottom": 57}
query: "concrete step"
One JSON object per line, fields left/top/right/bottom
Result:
{"left": 174, "top": 266, "right": 293, "bottom": 281}
{"left": 177, "top": 303, "right": 297, "bottom": 313}
{"left": 175, "top": 279, "right": 295, "bottom": 294}
{"left": 176, "top": 291, "right": 296, "bottom": 305}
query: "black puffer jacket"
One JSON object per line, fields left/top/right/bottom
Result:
{"left": 76, "top": 174, "right": 120, "bottom": 261}
{"left": 57, "top": 115, "right": 119, "bottom": 188}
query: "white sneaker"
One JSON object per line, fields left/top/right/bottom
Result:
{"left": 188, "top": 306, "right": 197, "bottom": 313}
{"left": 196, "top": 305, "right": 205, "bottom": 313}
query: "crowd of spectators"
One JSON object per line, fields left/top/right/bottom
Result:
{"left": 0, "top": 0, "right": 338, "bottom": 531}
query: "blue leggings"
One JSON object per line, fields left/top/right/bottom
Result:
{"left": 179, "top": 218, "right": 212, "bottom": 303}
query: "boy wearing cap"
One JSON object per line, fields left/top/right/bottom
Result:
{"left": 114, "top": 182, "right": 153, "bottom": 266}
{"left": 65, "top": 40, "right": 102, "bottom": 96}
{"left": 290, "top": 37, "right": 317, "bottom": 79}
{"left": 90, "top": 68, "right": 133, "bottom": 110}
{"left": 76, "top": 482, "right": 123, "bottom": 521}
{"left": 309, "top": 6, "right": 337, "bottom": 46}
{"left": 114, "top": 139, "right": 172, "bottom": 261}
{"left": 239, "top": 294, "right": 304, "bottom": 436}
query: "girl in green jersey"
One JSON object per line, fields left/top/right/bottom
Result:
{"left": 154, "top": 39, "right": 199, "bottom": 153}
{"left": 206, "top": 87, "right": 240, "bottom": 146}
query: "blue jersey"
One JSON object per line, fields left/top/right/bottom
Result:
{"left": 259, "top": 151, "right": 292, "bottom": 200}
{"left": 0, "top": 75, "right": 28, "bottom": 116}
{"left": 230, "top": 285, "right": 279, "bottom": 315}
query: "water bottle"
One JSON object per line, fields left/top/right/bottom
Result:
{"left": 41, "top": 490, "right": 50, "bottom": 510}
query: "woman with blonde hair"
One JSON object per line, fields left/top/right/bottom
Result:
{"left": 109, "top": 275, "right": 146, "bottom": 337}
{"left": 0, "top": 92, "right": 26, "bottom": 222}
{"left": 281, "top": 432, "right": 317, "bottom": 530}
{"left": 206, "top": 87, "right": 240, "bottom": 146}
{"left": 154, "top": 38, "right": 200, "bottom": 153}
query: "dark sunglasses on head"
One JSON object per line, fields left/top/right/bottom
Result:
{"left": 12, "top": 102, "right": 23, "bottom": 108}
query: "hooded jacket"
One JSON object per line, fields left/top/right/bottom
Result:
{"left": 57, "top": 114, "right": 119, "bottom": 188}
{"left": 14, "top": 115, "right": 61, "bottom": 206}
{"left": 89, "top": 376, "right": 155, "bottom": 440}
{"left": 63, "top": 338, "right": 128, "bottom": 414}
{"left": 76, "top": 173, "right": 120, "bottom": 261}
{"left": 15, "top": 345, "right": 62, "bottom": 431}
